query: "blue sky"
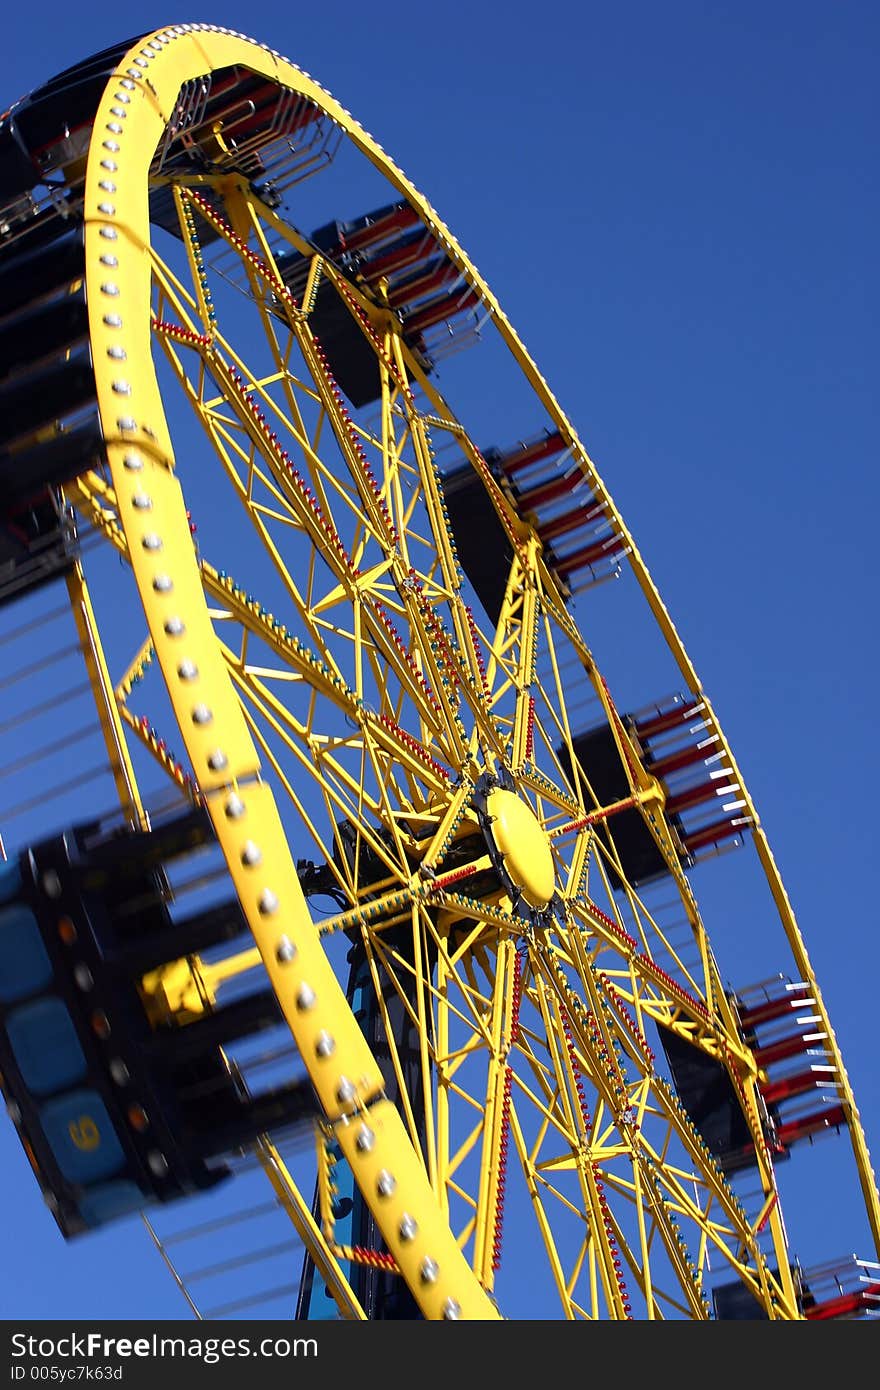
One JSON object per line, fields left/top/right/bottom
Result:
{"left": 0, "top": 2, "right": 877, "bottom": 1319}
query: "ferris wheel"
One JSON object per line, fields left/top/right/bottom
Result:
{"left": 0, "top": 24, "right": 877, "bottom": 1321}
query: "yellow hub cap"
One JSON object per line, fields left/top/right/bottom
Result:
{"left": 485, "top": 788, "right": 556, "bottom": 909}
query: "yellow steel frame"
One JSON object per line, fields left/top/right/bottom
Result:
{"left": 56, "top": 22, "right": 876, "bottom": 1322}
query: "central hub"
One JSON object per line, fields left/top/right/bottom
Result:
{"left": 484, "top": 788, "right": 556, "bottom": 910}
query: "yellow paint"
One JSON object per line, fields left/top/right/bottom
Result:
{"left": 68, "top": 1116, "right": 101, "bottom": 1152}
{"left": 486, "top": 788, "right": 555, "bottom": 908}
